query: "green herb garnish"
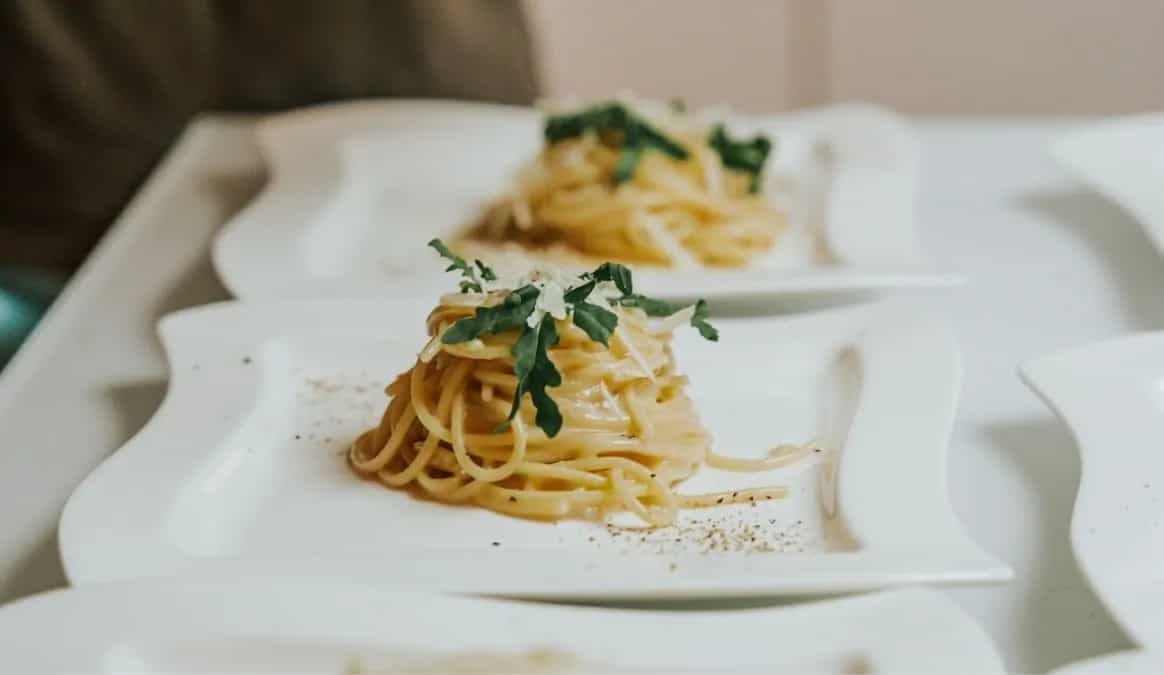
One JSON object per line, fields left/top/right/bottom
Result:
{"left": 545, "top": 101, "right": 775, "bottom": 192}
{"left": 708, "top": 124, "right": 773, "bottom": 193}
{"left": 545, "top": 103, "right": 688, "bottom": 185}
{"left": 618, "top": 295, "right": 719, "bottom": 341}
{"left": 439, "top": 285, "right": 539, "bottom": 343}
{"left": 428, "top": 239, "right": 498, "bottom": 293}
{"left": 431, "top": 240, "right": 716, "bottom": 437}
{"left": 504, "top": 315, "right": 563, "bottom": 436}
{"left": 618, "top": 293, "right": 677, "bottom": 317}
{"left": 570, "top": 301, "right": 618, "bottom": 346}
{"left": 475, "top": 259, "right": 497, "bottom": 282}
{"left": 590, "top": 262, "right": 634, "bottom": 295}
{"left": 689, "top": 299, "right": 719, "bottom": 341}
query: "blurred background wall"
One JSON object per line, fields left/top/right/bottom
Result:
{"left": 525, "top": 0, "right": 1164, "bottom": 115}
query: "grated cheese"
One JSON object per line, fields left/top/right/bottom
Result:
{"left": 639, "top": 211, "right": 699, "bottom": 269}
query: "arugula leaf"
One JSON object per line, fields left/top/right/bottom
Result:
{"left": 563, "top": 279, "right": 596, "bottom": 304}
{"left": 708, "top": 125, "right": 773, "bottom": 194}
{"left": 428, "top": 238, "right": 497, "bottom": 292}
{"left": 512, "top": 323, "right": 539, "bottom": 381}
{"left": 619, "top": 293, "right": 677, "bottom": 317}
{"left": 475, "top": 259, "right": 497, "bottom": 282}
{"left": 501, "top": 322, "right": 540, "bottom": 424}
{"left": 591, "top": 262, "right": 633, "bottom": 295}
{"left": 507, "top": 284, "right": 542, "bottom": 305}
{"left": 545, "top": 103, "right": 625, "bottom": 143}
{"left": 618, "top": 294, "right": 717, "bottom": 342}
{"left": 634, "top": 119, "right": 688, "bottom": 160}
{"left": 441, "top": 285, "right": 538, "bottom": 344}
{"left": 545, "top": 103, "right": 688, "bottom": 185}
{"left": 530, "top": 316, "right": 563, "bottom": 436}
{"left": 530, "top": 387, "right": 562, "bottom": 438}
{"left": 501, "top": 315, "right": 563, "bottom": 437}
{"left": 428, "top": 238, "right": 463, "bottom": 267}
{"left": 690, "top": 299, "right": 719, "bottom": 342}
{"left": 571, "top": 301, "right": 618, "bottom": 346}
{"left": 612, "top": 144, "right": 644, "bottom": 184}
{"left": 441, "top": 312, "right": 486, "bottom": 344}
{"left": 708, "top": 125, "right": 771, "bottom": 171}
{"left": 747, "top": 171, "right": 763, "bottom": 194}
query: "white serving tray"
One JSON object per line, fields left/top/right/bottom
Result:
{"left": 212, "top": 100, "right": 957, "bottom": 301}
{"left": 1022, "top": 333, "right": 1164, "bottom": 650}
{"left": 0, "top": 579, "right": 1004, "bottom": 674}
{"left": 59, "top": 299, "right": 1008, "bottom": 598}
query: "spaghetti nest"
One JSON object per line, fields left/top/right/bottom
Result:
{"left": 464, "top": 104, "right": 787, "bottom": 269}
{"left": 349, "top": 292, "right": 798, "bottom": 527}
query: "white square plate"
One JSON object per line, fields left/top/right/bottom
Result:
{"left": 211, "top": 100, "right": 958, "bottom": 301}
{"left": 59, "top": 300, "right": 1008, "bottom": 597}
{"left": 1022, "top": 334, "right": 1164, "bottom": 650}
{"left": 0, "top": 580, "right": 1003, "bottom": 674}
{"left": 1051, "top": 115, "right": 1164, "bottom": 258}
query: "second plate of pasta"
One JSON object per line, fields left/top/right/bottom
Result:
{"left": 213, "top": 99, "right": 957, "bottom": 302}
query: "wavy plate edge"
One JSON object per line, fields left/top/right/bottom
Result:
{"left": 1020, "top": 332, "right": 1164, "bottom": 650}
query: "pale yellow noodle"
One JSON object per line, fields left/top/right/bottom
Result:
{"left": 349, "top": 294, "right": 803, "bottom": 526}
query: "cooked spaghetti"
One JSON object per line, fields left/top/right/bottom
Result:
{"left": 348, "top": 244, "right": 807, "bottom": 527}
{"left": 460, "top": 99, "right": 787, "bottom": 269}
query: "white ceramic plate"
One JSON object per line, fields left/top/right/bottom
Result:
{"left": 1049, "top": 650, "right": 1164, "bottom": 675}
{"left": 212, "top": 100, "right": 957, "bottom": 302}
{"left": 1021, "top": 334, "right": 1164, "bottom": 649}
{"left": 0, "top": 581, "right": 1003, "bottom": 674}
{"left": 60, "top": 300, "right": 1008, "bottom": 597}
{"left": 1051, "top": 115, "right": 1164, "bottom": 257}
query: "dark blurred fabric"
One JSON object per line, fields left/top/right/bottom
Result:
{"left": 0, "top": 0, "right": 540, "bottom": 271}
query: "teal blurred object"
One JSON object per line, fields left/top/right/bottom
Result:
{"left": 0, "top": 267, "right": 65, "bottom": 371}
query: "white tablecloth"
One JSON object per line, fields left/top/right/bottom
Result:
{"left": 1, "top": 117, "right": 1157, "bottom": 673}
